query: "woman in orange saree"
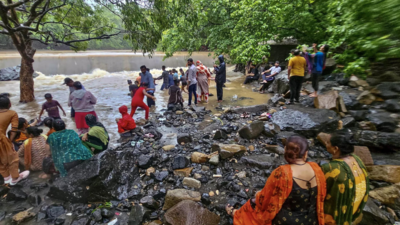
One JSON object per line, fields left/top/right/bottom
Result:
{"left": 227, "top": 135, "right": 327, "bottom": 225}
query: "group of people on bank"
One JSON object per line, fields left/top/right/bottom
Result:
{"left": 243, "top": 43, "right": 330, "bottom": 104}
{"left": 227, "top": 132, "right": 369, "bottom": 225}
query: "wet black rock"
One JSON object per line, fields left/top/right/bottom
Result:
{"left": 341, "top": 117, "right": 356, "bottom": 128}
{"left": 349, "top": 110, "right": 369, "bottom": 121}
{"left": 153, "top": 188, "right": 167, "bottom": 201}
{"left": 359, "top": 199, "right": 390, "bottom": 225}
{"left": 269, "top": 94, "right": 286, "bottom": 105}
{"left": 54, "top": 218, "right": 66, "bottom": 225}
{"left": 384, "top": 99, "right": 400, "bottom": 113}
{"left": 268, "top": 71, "right": 290, "bottom": 95}
{"left": 366, "top": 112, "right": 397, "bottom": 132}
{"left": 101, "top": 208, "right": 114, "bottom": 218}
{"left": 172, "top": 155, "right": 190, "bottom": 170}
{"left": 140, "top": 196, "right": 159, "bottom": 209}
{"left": 138, "top": 154, "right": 154, "bottom": 169}
{"left": 213, "top": 130, "right": 228, "bottom": 140}
{"left": 0, "top": 211, "right": 5, "bottom": 221}
{"left": 373, "top": 82, "right": 400, "bottom": 99}
{"left": 339, "top": 91, "right": 361, "bottom": 110}
{"left": 46, "top": 205, "right": 65, "bottom": 219}
{"left": 36, "top": 212, "right": 46, "bottom": 222}
{"left": 48, "top": 150, "right": 140, "bottom": 203}
{"left": 0, "top": 186, "right": 9, "bottom": 196}
{"left": 0, "top": 65, "right": 39, "bottom": 81}
{"left": 271, "top": 105, "right": 340, "bottom": 137}
{"left": 128, "top": 204, "right": 151, "bottom": 225}
{"left": 354, "top": 131, "right": 400, "bottom": 151}
{"left": 92, "top": 209, "right": 102, "bottom": 221}
{"left": 71, "top": 216, "right": 90, "bottom": 225}
{"left": 177, "top": 133, "right": 192, "bottom": 144}
{"left": 240, "top": 154, "right": 285, "bottom": 169}
{"left": 154, "top": 170, "right": 169, "bottom": 182}
{"left": 263, "top": 123, "right": 281, "bottom": 137}
{"left": 231, "top": 104, "right": 269, "bottom": 114}
{"left": 28, "top": 194, "right": 42, "bottom": 206}
{"left": 201, "top": 193, "right": 211, "bottom": 205}
{"left": 239, "top": 120, "right": 265, "bottom": 140}
{"left": 6, "top": 187, "right": 27, "bottom": 201}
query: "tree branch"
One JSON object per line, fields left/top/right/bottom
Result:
{"left": 4, "top": 0, "right": 29, "bottom": 9}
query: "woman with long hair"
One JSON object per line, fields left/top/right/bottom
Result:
{"left": 81, "top": 114, "right": 109, "bottom": 154}
{"left": 18, "top": 127, "right": 50, "bottom": 171}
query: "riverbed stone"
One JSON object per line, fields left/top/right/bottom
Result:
{"left": 138, "top": 154, "right": 154, "bottom": 169}
{"left": 354, "top": 146, "right": 374, "bottom": 166}
{"left": 7, "top": 187, "right": 27, "bottom": 201}
{"left": 384, "top": 99, "right": 400, "bottom": 113}
{"left": 162, "top": 145, "right": 175, "bottom": 151}
{"left": 212, "top": 144, "right": 246, "bottom": 159}
{"left": 129, "top": 204, "right": 151, "bottom": 225}
{"left": 367, "top": 166, "right": 400, "bottom": 183}
{"left": 209, "top": 155, "right": 219, "bottom": 165}
{"left": 230, "top": 104, "right": 269, "bottom": 114}
{"left": 140, "top": 196, "right": 159, "bottom": 209}
{"left": 240, "top": 154, "right": 285, "bottom": 169}
{"left": 0, "top": 65, "right": 39, "bottom": 81}
{"left": 172, "top": 155, "right": 190, "bottom": 170}
{"left": 354, "top": 130, "right": 400, "bottom": 151}
{"left": 370, "top": 183, "right": 400, "bottom": 210}
{"left": 239, "top": 120, "right": 264, "bottom": 140}
{"left": 213, "top": 130, "right": 228, "bottom": 140}
{"left": 177, "top": 134, "right": 192, "bottom": 144}
{"left": 264, "top": 144, "right": 285, "bottom": 155}
{"left": 349, "top": 110, "right": 369, "bottom": 121}
{"left": 366, "top": 112, "right": 397, "bottom": 132}
{"left": 164, "top": 200, "right": 220, "bottom": 225}
{"left": 191, "top": 152, "right": 209, "bottom": 164}
{"left": 263, "top": 122, "right": 281, "bottom": 137}
{"left": 183, "top": 178, "right": 201, "bottom": 189}
{"left": 342, "top": 116, "right": 356, "bottom": 128}
{"left": 163, "top": 189, "right": 201, "bottom": 210}
{"left": 371, "top": 82, "right": 400, "bottom": 99}
{"left": 174, "top": 167, "right": 193, "bottom": 177}
{"left": 271, "top": 105, "right": 340, "bottom": 137}
{"left": 12, "top": 209, "right": 35, "bottom": 224}
{"left": 360, "top": 199, "right": 390, "bottom": 225}
{"left": 314, "top": 90, "right": 339, "bottom": 110}
{"left": 269, "top": 70, "right": 290, "bottom": 95}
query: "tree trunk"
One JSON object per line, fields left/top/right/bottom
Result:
{"left": 19, "top": 57, "right": 35, "bottom": 102}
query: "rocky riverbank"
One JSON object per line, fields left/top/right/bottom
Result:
{"left": 1, "top": 71, "right": 400, "bottom": 225}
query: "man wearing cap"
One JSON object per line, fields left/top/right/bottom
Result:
{"left": 259, "top": 61, "right": 281, "bottom": 93}
{"left": 139, "top": 66, "right": 156, "bottom": 108}
{"left": 63, "top": 78, "right": 85, "bottom": 118}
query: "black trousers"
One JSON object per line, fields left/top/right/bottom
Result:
{"left": 243, "top": 76, "right": 257, "bottom": 84}
{"left": 311, "top": 72, "right": 322, "bottom": 92}
{"left": 216, "top": 82, "right": 223, "bottom": 101}
{"left": 289, "top": 76, "right": 303, "bottom": 102}
{"left": 71, "top": 107, "right": 75, "bottom": 118}
{"left": 147, "top": 92, "right": 155, "bottom": 107}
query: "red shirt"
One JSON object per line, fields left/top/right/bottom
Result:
{"left": 133, "top": 87, "right": 146, "bottom": 101}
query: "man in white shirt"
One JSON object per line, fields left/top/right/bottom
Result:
{"left": 187, "top": 58, "right": 198, "bottom": 106}
{"left": 259, "top": 61, "right": 282, "bottom": 93}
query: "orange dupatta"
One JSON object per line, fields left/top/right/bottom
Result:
{"left": 233, "top": 162, "right": 326, "bottom": 225}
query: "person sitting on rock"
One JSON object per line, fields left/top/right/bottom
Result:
{"left": 259, "top": 61, "right": 281, "bottom": 94}
{"left": 227, "top": 135, "right": 326, "bottom": 225}
{"left": 168, "top": 80, "right": 184, "bottom": 111}
{"left": 322, "top": 130, "right": 369, "bottom": 225}
{"left": 46, "top": 119, "right": 92, "bottom": 177}
{"left": 243, "top": 63, "right": 259, "bottom": 84}
{"left": 18, "top": 127, "right": 50, "bottom": 173}
{"left": 44, "top": 117, "right": 56, "bottom": 136}
{"left": 80, "top": 114, "right": 109, "bottom": 154}
{"left": 116, "top": 105, "right": 137, "bottom": 135}
{"left": 12, "top": 117, "right": 38, "bottom": 150}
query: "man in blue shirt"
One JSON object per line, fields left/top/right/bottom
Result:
{"left": 139, "top": 65, "right": 156, "bottom": 107}
{"left": 310, "top": 43, "right": 329, "bottom": 97}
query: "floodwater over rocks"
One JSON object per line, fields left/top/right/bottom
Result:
{"left": 0, "top": 51, "right": 400, "bottom": 224}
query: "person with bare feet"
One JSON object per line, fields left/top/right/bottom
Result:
{"left": 309, "top": 43, "right": 330, "bottom": 97}
{"left": 259, "top": 61, "right": 281, "bottom": 93}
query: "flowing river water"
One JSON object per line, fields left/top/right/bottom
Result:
{"left": 0, "top": 50, "right": 271, "bottom": 146}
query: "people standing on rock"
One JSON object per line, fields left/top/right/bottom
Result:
{"left": 288, "top": 50, "right": 307, "bottom": 104}
{"left": 309, "top": 43, "right": 330, "bottom": 97}
{"left": 0, "top": 96, "right": 30, "bottom": 185}
{"left": 227, "top": 135, "right": 326, "bottom": 225}
{"left": 130, "top": 82, "right": 156, "bottom": 120}
{"left": 46, "top": 119, "right": 93, "bottom": 177}
{"left": 116, "top": 105, "right": 137, "bottom": 135}
{"left": 243, "top": 62, "right": 260, "bottom": 84}
{"left": 214, "top": 55, "right": 226, "bottom": 103}
{"left": 259, "top": 61, "right": 282, "bottom": 94}
{"left": 195, "top": 60, "right": 211, "bottom": 103}
{"left": 63, "top": 77, "right": 85, "bottom": 118}
{"left": 128, "top": 80, "right": 139, "bottom": 97}
{"left": 156, "top": 66, "right": 170, "bottom": 90}
{"left": 139, "top": 65, "right": 156, "bottom": 108}
{"left": 38, "top": 93, "right": 66, "bottom": 120}
{"left": 18, "top": 127, "right": 50, "bottom": 172}
{"left": 322, "top": 130, "right": 369, "bottom": 225}
{"left": 68, "top": 81, "right": 97, "bottom": 135}
{"left": 187, "top": 58, "right": 198, "bottom": 106}
{"left": 168, "top": 80, "right": 184, "bottom": 110}
{"left": 44, "top": 117, "right": 56, "bottom": 136}
{"left": 179, "top": 68, "right": 188, "bottom": 93}
{"left": 80, "top": 114, "right": 109, "bottom": 154}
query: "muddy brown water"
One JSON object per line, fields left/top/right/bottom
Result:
{"left": 0, "top": 51, "right": 272, "bottom": 147}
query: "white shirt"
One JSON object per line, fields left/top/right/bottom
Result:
{"left": 271, "top": 66, "right": 282, "bottom": 75}
{"left": 188, "top": 64, "right": 197, "bottom": 85}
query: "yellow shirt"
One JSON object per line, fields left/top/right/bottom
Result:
{"left": 288, "top": 56, "right": 307, "bottom": 76}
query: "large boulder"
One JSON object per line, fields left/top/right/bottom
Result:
{"left": 163, "top": 189, "right": 201, "bottom": 210}
{"left": 367, "top": 165, "right": 400, "bottom": 183}
{"left": 164, "top": 200, "right": 220, "bottom": 225}
{"left": 0, "top": 65, "right": 39, "bottom": 81}
{"left": 366, "top": 112, "right": 397, "bottom": 132}
{"left": 270, "top": 105, "right": 340, "bottom": 138}
{"left": 359, "top": 199, "right": 390, "bottom": 225}
{"left": 384, "top": 99, "right": 400, "bottom": 113}
{"left": 48, "top": 150, "right": 140, "bottom": 203}
{"left": 357, "top": 91, "right": 376, "bottom": 105}
{"left": 354, "top": 131, "right": 400, "bottom": 151}
{"left": 369, "top": 183, "right": 400, "bottom": 210}
{"left": 371, "top": 82, "right": 400, "bottom": 99}
{"left": 128, "top": 204, "right": 151, "bottom": 225}
{"left": 267, "top": 70, "right": 290, "bottom": 95}
{"left": 212, "top": 144, "right": 246, "bottom": 159}
{"left": 240, "top": 154, "right": 285, "bottom": 169}
{"left": 314, "top": 90, "right": 339, "bottom": 110}
{"left": 353, "top": 146, "right": 374, "bottom": 166}
{"left": 238, "top": 121, "right": 264, "bottom": 140}
{"left": 230, "top": 104, "right": 269, "bottom": 114}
